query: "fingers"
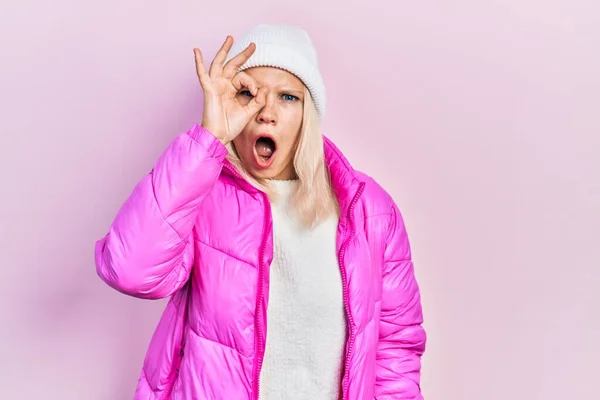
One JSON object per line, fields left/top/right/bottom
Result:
{"left": 193, "top": 48, "right": 210, "bottom": 89}
{"left": 245, "top": 87, "right": 268, "bottom": 116}
{"left": 231, "top": 72, "right": 258, "bottom": 96}
{"left": 232, "top": 72, "right": 267, "bottom": 117}
{"left": 209, "top": 36, "right": 234, "bottom": 78}
{"left": 223, "top": 42, "right": 256, "bottom": 79}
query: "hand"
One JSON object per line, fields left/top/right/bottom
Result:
{"left": 193, "top": 36, "right": 268, "bottom": 145}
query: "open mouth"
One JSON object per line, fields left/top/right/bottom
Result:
{"left": 254, "top": 135, "right": 277, "bottom": 166}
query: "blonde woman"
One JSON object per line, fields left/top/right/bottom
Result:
{"left": 95, "top": 24, "right": 426, "bottom": 400}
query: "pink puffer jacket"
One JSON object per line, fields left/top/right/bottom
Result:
{"left": 95, "top": 124, "right": 426, "bottom": 400}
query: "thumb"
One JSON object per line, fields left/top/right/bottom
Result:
{"left": 245, "top": 87, "right": 268, "bottom": 115}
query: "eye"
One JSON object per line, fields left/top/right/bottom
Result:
{"left": 238, "top": 89, "right": 253, "bottom": 97}
{"left": 282, "top": 94, "right": 299, "bottom": 102}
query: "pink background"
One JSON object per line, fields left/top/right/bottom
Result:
{"left": 1, "top": 1, "right": 598, "bottom": 399}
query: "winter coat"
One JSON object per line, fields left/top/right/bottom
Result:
{"left": 95, "top": 124, "right": 426, "bottom": 399}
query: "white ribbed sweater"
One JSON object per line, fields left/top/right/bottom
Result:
{"left": 259, "top": 179, "right": 347, "bottom": 400}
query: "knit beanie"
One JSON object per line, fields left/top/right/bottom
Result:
{"left": 225, "top": 24, "right": 326, "bottom": 119}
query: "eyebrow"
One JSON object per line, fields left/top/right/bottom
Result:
{"left": 280, "top": 88, "right": 304, "bottom": 97}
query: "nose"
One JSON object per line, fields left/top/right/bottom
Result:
{"left": 256, "top": 93, "right": 277, "bottom": 125}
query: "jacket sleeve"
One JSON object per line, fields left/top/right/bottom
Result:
{"left": 374, "top": 200, "right": 427, "bottom": 399}
{"left": 94, "top": 124, "right": 228, "bottom": 300}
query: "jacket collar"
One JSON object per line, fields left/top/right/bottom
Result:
{"left": 323, "top": 135, "right": 364, "bottom": 216}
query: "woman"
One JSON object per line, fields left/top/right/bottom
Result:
{"left": 95, "top": 24, "right": 426, "bottom": 400}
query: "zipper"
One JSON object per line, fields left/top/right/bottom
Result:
{"left": 222, "top": 161, "right": 270, "bottom": 400}
{"left": 160, "top": 276, "right": 193, "bottom": 400}
{"left": 339, "top": 182, "right": 365, "bottom": 400}
{"left": 159, "top": 347, "right": 184, "bottom": 400}
{"left": 159, "top": 162, "right": 268, "bottom": 400}
{"left": 253, "top": 192, "right": 272, "bottom": 400}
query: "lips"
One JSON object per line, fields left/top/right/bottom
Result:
{"left": 253, "top": 134, "right": 277, "bottom": 168}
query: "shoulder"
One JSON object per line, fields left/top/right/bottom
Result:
{"left": 323, "top": 135, "right": 405, "bottom": 227}
{"left": 354, "top": 170, "right": 397, "bottom": 220}
{"left": 355, "top": 171, "right": 411, "bottom": 258}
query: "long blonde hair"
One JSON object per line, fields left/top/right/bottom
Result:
{"left": 226, "top": 87, "right": 339, "bottom": 228}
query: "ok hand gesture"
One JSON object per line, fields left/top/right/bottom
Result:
{"left": 194, "top": 36, "right": 268, "bottom": 145}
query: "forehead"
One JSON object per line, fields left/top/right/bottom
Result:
{"left": 244, "top": 66, "right": 304, "bottom": 89}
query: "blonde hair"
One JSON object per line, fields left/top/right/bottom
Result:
{"left": 226, "top": 87, "right": 339, "bottom": 228}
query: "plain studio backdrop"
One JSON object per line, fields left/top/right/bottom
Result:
{"left": 0, "top": 0, "right": 598, "bottom": 399}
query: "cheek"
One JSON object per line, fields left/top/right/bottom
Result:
{"left": 276, "top": 131, "right": 301, "bottom": 163}
{"left": 291, "top": 106, "right": 304, "bottom": 129}
{"left": 280, "top": 107, "right": 303, "bottom": 142}
{"left": 232, "top": 135, "right": 252, "bottom": 159}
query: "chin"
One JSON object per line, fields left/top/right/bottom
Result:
{"left": 245, "top": 159, "right": 288, "bottom": 179}
{"left": 243, "top": 156, "right": 294, "bottom": 181}
{"left": 248, "top": 168, "right": 280, "bottom": 180}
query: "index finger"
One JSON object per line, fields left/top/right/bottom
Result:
{"left": 223, "top": 42, "right": 256, "bottom": 79}
{"left": 231, "top": 71, "right": 258, "bottom": 95}
{"left": 209, "top": 36, "right": 234, "bottom": 77}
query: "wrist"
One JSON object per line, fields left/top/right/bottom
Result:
{"left": 217, "top": 136, "right": 230, "bottom": 146}
{"left": 201, "top": 124, "right": 229, "bottom": 146}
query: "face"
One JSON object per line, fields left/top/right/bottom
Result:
{"left": 232, "top": 67, "right": 305, "bottom": 180}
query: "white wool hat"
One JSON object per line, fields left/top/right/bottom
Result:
{"left": 225, "top": 24, "right": 326, "bottom": 119}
